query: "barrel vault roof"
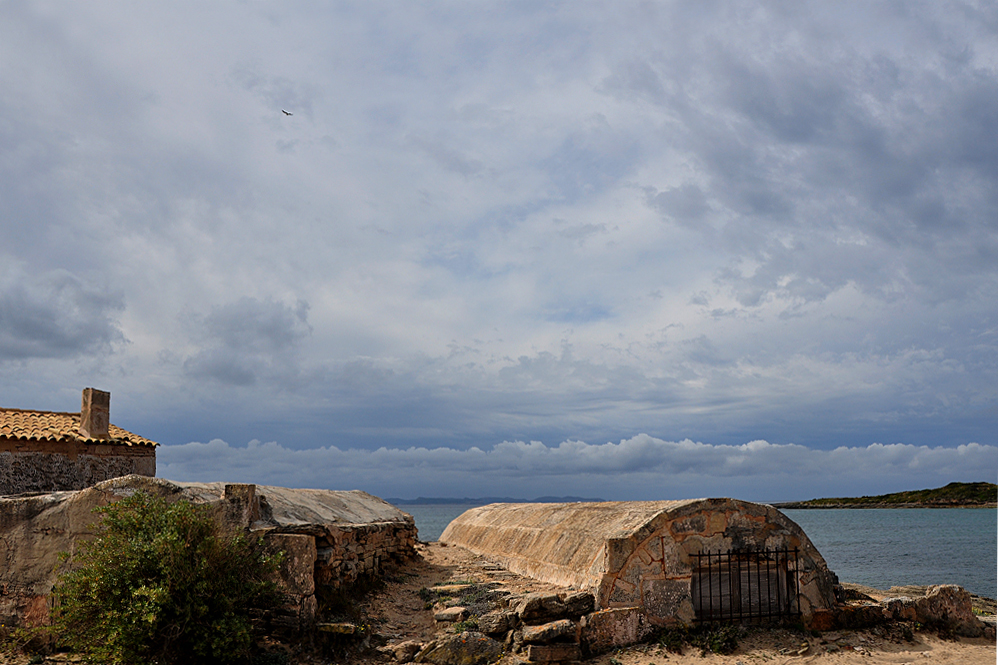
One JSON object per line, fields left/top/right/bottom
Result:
{"left": 439, "top": 500, "right": 707, "bottom": 582}
{"left": 0, "top": 408, "right": 158, "bottom": 447}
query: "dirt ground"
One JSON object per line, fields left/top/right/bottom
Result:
{"left": 2, "top": 541, "right": 994, "bottom": 664}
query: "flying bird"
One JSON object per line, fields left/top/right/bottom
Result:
{"left": 282, "top": 109, "right": 293, "bottom": 116}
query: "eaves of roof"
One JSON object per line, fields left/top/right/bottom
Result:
{"left": 0, "top": 408, "right": 158, "bottom": 447}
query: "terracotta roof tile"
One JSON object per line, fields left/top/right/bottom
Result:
{"left": 0, "top": 408, "right": 158, "bottom": 447}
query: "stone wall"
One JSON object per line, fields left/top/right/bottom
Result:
{"left": 0, "top": 444, "right": 156, "bottom": 495}
{"left": 0, "top": 475, "right": 417, "bottom": 635}
{"left": 260, "top": 520, "right": 419, "bottom": 633}
{"left": 315, "top": 521, "right": 418, "bottom": 591}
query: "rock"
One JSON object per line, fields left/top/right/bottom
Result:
{"left": 521, "top": 619, "right": 577, "bottom": 644}
{"left": 434, "top": 606, "right": 469, "bottom": 623}
{"left": 579, "top": 608, "right": 654, "bottom": 653}
{"left": 883, "top": 596, "right": 918, "bottom": 621}
{"left": 316, "top": 622, "right": 358, "bottom": 634}
{"left": 832, "top": 603, "right": 889, "bottom": 629}
{"left": 511, "top": 592, "right": 565, "bottom": 622}
{"left": 524, "top": 643, "right": 582, "bottom": 662}
{"left": 914, "top": 585, "right": 984, "bottom": 637}
{"left": 391, "top": 640, "right": 423, "bottom": 662}
{"left": 477, "top": 610, "right": 517, "bottom": 636}
{"left": 806, "top": 608, "right": 835, "bottom": 631}
{"left": 561, "top": 590, "right": 594, "bottom": 617}
{"left": 415, "top": 632, "right": 503, "bottom": 665}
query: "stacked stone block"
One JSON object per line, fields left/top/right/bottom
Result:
{"left": 313, "top": 521, "right": 418, "bottom": 592}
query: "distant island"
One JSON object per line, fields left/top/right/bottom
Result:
{"left": 386, "top": 495, "right": 604, "bottom": 506}
{"left": 773, "top": 481, "right": 997, "bottom": 509}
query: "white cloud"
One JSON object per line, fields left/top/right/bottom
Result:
{"left": 158, "top": 435, "right": 998, "bottom": 502}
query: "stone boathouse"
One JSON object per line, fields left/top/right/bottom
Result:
{"left": 440, "top": 498, "right": 838, "bottom": 626}
{"left": 0, "top": 474, "right": 417, "bottom": 631}
{"left": 0, "top": 388, "right": 157, "bottom": 495}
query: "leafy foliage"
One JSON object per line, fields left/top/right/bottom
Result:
{"left": 656, "top": 623, "right": 743, "bottom": 655}
{"left": 451, "top": 618, "right": 479, "bottom": 633}
{"left": 52, "top": 492, "right": 283, "bottom": 665}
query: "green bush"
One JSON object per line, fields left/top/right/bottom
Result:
{"left": 655, "top": 623, "right": 743, "bottom": 655}
{"left": 52, "top": 492, "right": 283, "bottom": 665}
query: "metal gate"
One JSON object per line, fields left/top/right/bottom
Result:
{"left": 691, "top": 548, "right": 800, "bottom": 623}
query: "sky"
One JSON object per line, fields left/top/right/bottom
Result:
{"left": 1, "top": 1, "right": 996, "bottom": 502}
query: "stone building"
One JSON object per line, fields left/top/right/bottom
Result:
{"left": 440, "top": 498, "right": 838, "bottom": 626}
{"left": 0, "top": 388, "right": 156, "bottom": 495}
{"left": 0, "top": 474, "right": 417, "bottom": 632}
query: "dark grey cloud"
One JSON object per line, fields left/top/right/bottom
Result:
{"left": 648, "top": 185, "right": 711, "bottom": 228}
{"left": 0, "top": 269, "right": 125, "bottom": 360}
{"left": 596, "top": 5, "right": 998, "bottom": 315}
{"left": 182, "top": 298, "right": 311, "bottom": 386}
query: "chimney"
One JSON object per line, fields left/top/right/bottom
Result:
{"left": 79, "top": 388, "right": 110, "bottom": 439}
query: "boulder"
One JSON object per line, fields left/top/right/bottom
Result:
{"left": 415, "top": 632, "right": 503, "bottom": 665}
{"left": 390, "top": 639, "right": 423, "bottom": 662}
{"left": 883, "top": 596, "right": 918, "bottom": 622}
{"left": 579, "top": 608, "right": 654, "bottom": 654}
{"left": 434, "top": 606, "right": 469, "bottom": 623}
{"left": 510, "top": 592, "right": 565, "bottom": 622}
{"left": 524, "top": 643, "right": 582, "bottom": 662}
{"left": 562, "top": 591, "right": 595, "bottom": 617}
{"left": 521, "top": 619, "right": 577, "bottom": 644}
{"left": 914, "top": 585, "right": 985, "bottom": 637}
{"left": 477, "top": 610, "right": 517, "bottom": 636}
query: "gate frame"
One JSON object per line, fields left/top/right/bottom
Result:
{"left": 691, "top": 547, "right": 801, "bottom": 624}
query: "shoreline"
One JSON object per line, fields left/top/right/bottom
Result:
{"left": 774, "top": 502, "right": 997, "bottom": 509}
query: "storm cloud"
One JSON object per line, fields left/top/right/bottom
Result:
{"left": 0, "top": 2, "right": 995, "bottom": 498}
{"left": 0, "top": 269, "right": 125, "bottom": 361}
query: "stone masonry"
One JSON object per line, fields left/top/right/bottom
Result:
{"left": 0, "top": 475, "right": 417, "bottom": 634}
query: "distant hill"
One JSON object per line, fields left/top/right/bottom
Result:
{"left": 386, "top": 495, "right": 604, "bottom": 506}
{"left": 774, "top": 482, "right": 997, "bottom": 509}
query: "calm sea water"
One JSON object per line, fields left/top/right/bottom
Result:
{"left": 395, "top": 503, "right": 997, "bottom": 599}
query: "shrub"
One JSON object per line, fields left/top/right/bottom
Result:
{"left": 655, "top": 623, "right": 743, "bottom": 655}
{"left": 52, "top": 492, "right": 283, "bottom": 665}
{"left": 451, "top": 618, "right": 479, "bottom": 633}
{"left": 688, "top": 623, "right": 742, "bottom": 655}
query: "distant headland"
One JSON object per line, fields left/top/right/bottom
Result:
{"left": 773, "top": 481, "right": 997, "bottom": 509}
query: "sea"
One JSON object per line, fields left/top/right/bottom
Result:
{"left": 394, "top": 503, "right": 998, "bottom": 600}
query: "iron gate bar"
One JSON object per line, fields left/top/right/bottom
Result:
{"left": 692, "top": 547, "right": 801, "bottom": 624}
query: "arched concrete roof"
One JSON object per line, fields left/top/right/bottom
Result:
{"left": 173, "top": 481, "right": 408, "bottom": 526}
{"left": 440, "top": 500, "right": 701, "bottom": 588}
{"left": 440, "top": 498, "right": 837, "bottom": 622}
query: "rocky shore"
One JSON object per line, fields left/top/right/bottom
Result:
{"left": 774, "top": 501, "right": 997, "bottom": 509}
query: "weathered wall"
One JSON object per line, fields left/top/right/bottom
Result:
{"left": 0, "top": 445, "right": 156, "bottom": 495}
{"left": 315, "top": 521, "right": 418, "bottom": 592}
{"left": 0, "top": 475, "right": 417, "bottom": 633}
{"left": 440, "top": 498, "right": 838, "bottom": 624}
